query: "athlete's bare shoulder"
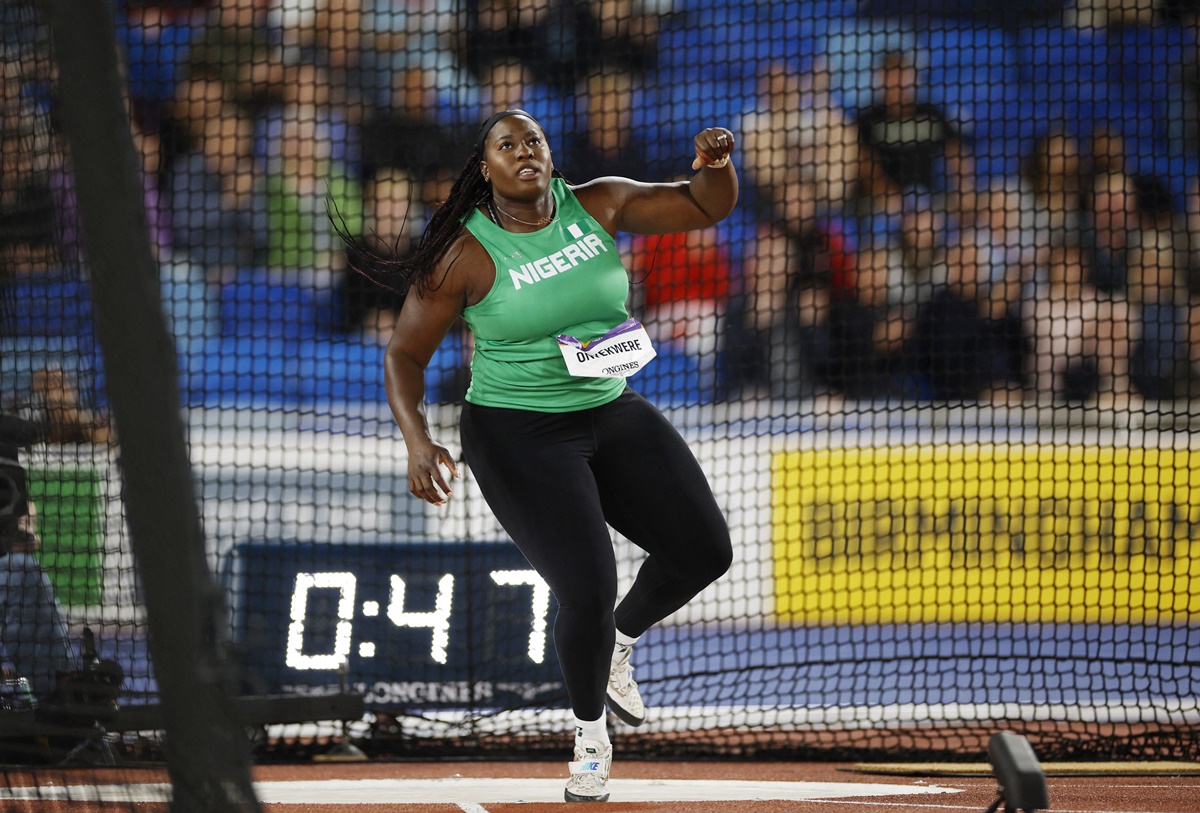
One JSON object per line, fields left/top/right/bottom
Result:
{"left": 570, "top": 177, "right": 640, "bottom": 235}
{"left": 432, "top": 225, "right": 495, "bottom": 308}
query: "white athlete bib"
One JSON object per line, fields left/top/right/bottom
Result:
{"left": 556, "top": 318, "right": 657, "bottom": 378}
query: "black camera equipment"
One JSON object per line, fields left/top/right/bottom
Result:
{"left": 0, "top": 413, "right": 40, "bottom": 550}
{"left": 985, "top": 731, "right": 1050, "bottom": 813}
{"left": 0, "top": 412, "right": 125, "bottom": 765}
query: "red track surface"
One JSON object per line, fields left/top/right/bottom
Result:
{"left": 2, "top": 760, "right": 1197, "bottom": 812}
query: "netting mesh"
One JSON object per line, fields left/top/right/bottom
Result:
{"left": 1, "top": 0, "right": 1199, "bottom": 783}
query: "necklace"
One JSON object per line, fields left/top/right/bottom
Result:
{"left": 490, "top": 198, "right": 558, "bottom": 228}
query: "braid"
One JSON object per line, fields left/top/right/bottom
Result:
{"left": 333, "top": 147, "right": 491, "bottom": 297}
{"left": 402, "top": 148, "right": 491, "bottom": 295}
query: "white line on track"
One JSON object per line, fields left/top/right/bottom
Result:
{"left": 0, "top": 778, "right": 961, "bottom": 804}
{"left": 805, "top": 801, "right": 1187, "bottom": 813}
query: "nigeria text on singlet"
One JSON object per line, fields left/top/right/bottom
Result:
{"left": 461, "top": 178, "right": 632, "bottom": 412}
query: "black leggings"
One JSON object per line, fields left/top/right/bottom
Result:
{"left": 460, "top": 387, "right": 732, "bottom": 720}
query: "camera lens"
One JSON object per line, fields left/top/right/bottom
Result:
{"left": 0, "top": 461, "right": 27, "bottom": 528}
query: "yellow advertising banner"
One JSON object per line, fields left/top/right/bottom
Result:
{"left": 770, "top": 445, "right": 1200, "bottom": 624}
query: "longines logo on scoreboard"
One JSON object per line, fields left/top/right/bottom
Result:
{"left": 770, "top": 445, "right": 1200, "bottom": 625}
{"left": 282, "top": 680, "right": 563, "bottom": 705}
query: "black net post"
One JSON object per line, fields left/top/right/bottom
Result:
{"left": 35, "top": 0, "right": 260, "bottom": 808}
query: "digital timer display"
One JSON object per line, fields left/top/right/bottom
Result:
{"left": 226, "top": 541, "right": 564, "bottom": 708}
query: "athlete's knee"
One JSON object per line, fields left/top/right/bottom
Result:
{"left": 706, "top": 531, "right": 734, "bottom": 582}
{"left": 555, "top": 580, "right": 619, "bottom": 625}
{"left": 688, "top": 526, "right": 732, "bottom": 586}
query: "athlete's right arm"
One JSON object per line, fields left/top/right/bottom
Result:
{"left": 385, "top": 237, "right": 485, "bottom": 505}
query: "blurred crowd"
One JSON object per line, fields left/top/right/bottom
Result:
{"left": 3, "top": 0, "right": 1200, "bottom": 408}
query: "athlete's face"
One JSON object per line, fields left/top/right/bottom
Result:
{"left": 480, "top": 115, "right": 553, "bottom": 200}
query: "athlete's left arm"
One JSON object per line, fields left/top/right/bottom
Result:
{"left": 576, "top": 127, "right": 738, "bottom": 236}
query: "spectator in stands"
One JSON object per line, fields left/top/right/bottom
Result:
{"left": 474, "top": 53, "right": 563, "bottom": 131}
{"left": 563, "top": 67, "right": 650, "bottom": 183}
{"left": 168, "top": 68, "right": 231, "bottom": 148}
{"left": 909, "top": 229, "right": 1024, "bottom": 403}
{"left": 264, "top": 110, "right": 361, "bottom": 280}
{"left": 739, "top": 59, "right": 803, "bottom": 213}
{"left": 296, "top": 0, "right": 380, "bottom": 118}
{"left": 741, "top": 216, "right": 843, "bottom": 401}
{"left": 966, "top": 179, "right": 1039, "bottom": 290}
{"left": 26, "top": 365, "right": 114, "bottom": 446}
{"left": 115, "top": 0, "right": 201, "bottom": 135}
{"left": 0, "top": 122, "right": 60, "bottom": 277}
{"left": 258, "top": 59, "right": 360, "bottom": 179}
{"left": 187, "top": 0, "right": 287, "bottom": 121}
{"left": 963, "top": 182, "right": 1036, "bottom": 392}
{"left": 51, "top": 113, "right": 173, "bottom": 269}
{"left": 1127, "top": 227, "right": 1200, "bottom": 400}
{"left": 1020, "top": 236, "right": 1135, "bottom": 407}
{"left": 1081, "top": 169, "right": 1138, "bottom": 294}
{"left": 1170, "top": 2, "right": 1200, "bottom": 158}
{"left": 742, "top": 58, "right": 857, "bottom": 224}
{"left": 736, "top": 58, "right": 858, "bottom": 399}
{"left": 1087, "top": 123, "right": 1127, "bottom": 178}
{"left": 1018, "top": 128, "right": 1087, "bottom": 273}
{"left": 854, "top": 49, "right": 974, "bottom": 211}
{"left": 582, "top": 0, "right": 668, "bottom": 78}
{"left": 0, "top": 55, "right": 60, "bottom": 277}
{"left": 828, "top": 199, "right": 955, "bottom": 400}
{"left": 361, "top": 64, "right": 474, "bottom": 185}
{"left": 169, "top": 108, "right": 265, "bottom": 278}
{"left": 1, "top": 498, "right": 80, "bottom": 701}
{"left": 822, "top": 231, "right": 914, "bottom": 399}
{"left": 462, "top": 0, "right": 604, "bottom": 94}
{"left": 734, "top": 57, "right": 859, "bottom": 400}
{"left": 842, "top": 121, "right": 907, "bottom": 259}
{"left": 627, "top": 223, "right": 732, "bottom": 392}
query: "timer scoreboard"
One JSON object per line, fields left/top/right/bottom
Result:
{"left": 226, "top": 541, "right": 564, "bottom": 708}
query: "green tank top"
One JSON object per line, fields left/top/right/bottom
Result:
{"left": 461, "top": 178, "right": 631, "bottom": 412}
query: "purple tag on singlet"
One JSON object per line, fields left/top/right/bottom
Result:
{"left": 555, "top": 319, "right": 656, "bottom": 378}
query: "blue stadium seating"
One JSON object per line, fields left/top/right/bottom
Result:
{"left": 822, "top": 16, "right": 922, "bottom": 114}
{"left": 179, "top": 330, "right": 472, "bottom": 409}
{"left": 218, "top": 276, "right": 326, "bottom": 342}
{"left": 642, "top": 73, "right": 758, "bottom": 177}
{"left": 656, "top": 7, "right": 820, "bottom": 84}
{"left": 919, "top": 24, "right": 1020, "bottom": 109}
{"left": 630, "top": 348, "right": 715, "bottom": 407}
{"left": 4, "top": 273, "right": 95, "bottom": 338}
{"left": 1106, "top": 24, "right": 1189, "bottom": 93}
{"left": 181, "top": 336, "right": 305, "bottom": 409}
{"left": 296, "top": 339, "right": 388, "bottom": 404}
{"left": 1016, "top": 24, "right": 1110, "bottom": 108}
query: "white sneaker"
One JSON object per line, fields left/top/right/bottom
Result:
{"left": 606, "top": 644, "right": 646, "bottom": 726}
{"left": 564, "top": 737, "right": 612, "bottom": 802}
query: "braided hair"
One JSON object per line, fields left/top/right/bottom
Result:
{"left": 336, "top": 109, "right": 562, "bottom": 298}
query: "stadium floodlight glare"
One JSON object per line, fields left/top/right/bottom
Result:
{"left": 985, "top": 731, "right": 1050, "bottom": 813}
